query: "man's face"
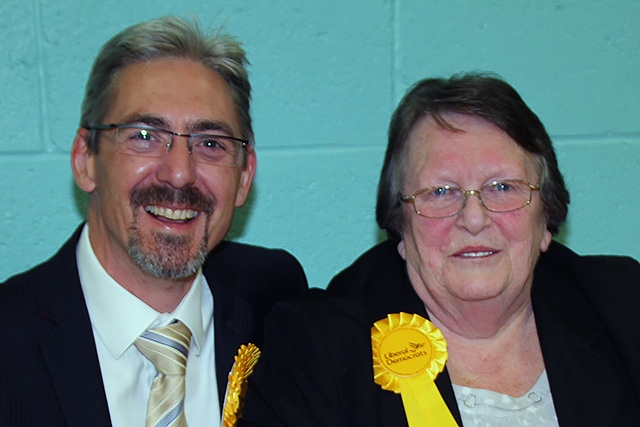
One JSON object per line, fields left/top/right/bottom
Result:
{"left": 72, "top": 58, "right": 255, "bottom": 284}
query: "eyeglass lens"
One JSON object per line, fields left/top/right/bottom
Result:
{"left": 114, "top": 126, "right": 242, "bottom": 166}
{"left": 411, "top": 180, "right": 534, "bottom": 218}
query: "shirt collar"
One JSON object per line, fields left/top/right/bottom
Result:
{"left": 76, "top": 224, "right": 211, "bottom": 358}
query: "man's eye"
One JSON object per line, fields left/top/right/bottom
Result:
{"left": 202, "top": 138, "right": 223, "bottom": 149}
{"left": 126, "top": 128, "right": 160, "bottom": 141}
{"left": 135, "top": 130, "right": 153, "bottom": 140}
{"left": 198, "top": 136, "right": 231, "bottom": 151}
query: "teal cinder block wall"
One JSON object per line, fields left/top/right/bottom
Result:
{"left": 1, "top": 0, "right": 639, "bottom": 288}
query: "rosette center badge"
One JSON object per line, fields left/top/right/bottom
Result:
{"left": 372, "top": 312, "right": 447, "bottom": 391}
{"left": 379, "top": 328, "right": 433, "bottom": 377}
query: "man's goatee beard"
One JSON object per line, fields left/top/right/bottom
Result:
{"left": 127, "top": 184, "right": 215, "bottom": 279}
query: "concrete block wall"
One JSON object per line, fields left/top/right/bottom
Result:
{"left": 1, "top": 0, "right": 639, "bottom": 288}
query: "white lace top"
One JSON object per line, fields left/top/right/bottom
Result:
{"left": 451, "top": 370, "right": 559, "bottom": 426}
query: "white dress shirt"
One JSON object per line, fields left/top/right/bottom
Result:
{"left": 76, "top": 225, "right": 220, "bottom": 427}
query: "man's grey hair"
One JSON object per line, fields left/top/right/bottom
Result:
{"left": 81, "top": 16, "right": 253, "bottom": 154}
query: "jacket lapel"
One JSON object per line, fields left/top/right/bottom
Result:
{"left": 362, "top": 248, "right": 463, "bottom": 426}
{"left": 38, "top": 228, "right": 112, "bottom": 427}
{"left": 38, "top": 312, "right": 112, "bottom": 427}
{"left": 206, "top": 254, "right": 255, "bottom": 410}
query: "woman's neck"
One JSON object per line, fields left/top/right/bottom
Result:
{"left": 427, "top": 300, "right": 544, "bottom": 396}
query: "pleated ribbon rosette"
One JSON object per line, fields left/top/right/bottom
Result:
{"left": 222, "top": 343, "right": 261, "bottom": 427}
{"left": 371, "top": 312, "right": 458, "bottom": 427}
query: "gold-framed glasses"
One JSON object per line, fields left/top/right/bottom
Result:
{"left": 401, "top": 179, "right": 540, "bottom": 219}
{"left": 87, "top": 123, "right": 249, "bottom": 167}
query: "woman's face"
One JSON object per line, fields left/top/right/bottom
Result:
{"left": 399, "top": 114, "right": 552, "bottom": 308}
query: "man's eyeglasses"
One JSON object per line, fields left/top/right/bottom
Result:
{"left": 401, "top": 179, "right": 540, "bottom": 219}
{"left": 87, "top": 123, "right": 250, "bottom": 167}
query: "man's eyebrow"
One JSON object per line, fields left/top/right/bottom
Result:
{"left": 119, "top": 114, "right": 170, "bottom": 129}
{"left": 189, "top": 120, "right": 235, "bottom": 136}
{"left": 111, "top": 115, "right": 237, "bottom": 136}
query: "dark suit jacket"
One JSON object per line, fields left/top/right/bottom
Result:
{"left": 240, "top": 240, "right": 640, "bottom": 427}
{"left": 0, "top": 226, "right": 308, "bottom": 427}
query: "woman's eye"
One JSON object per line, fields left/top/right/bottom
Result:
{"left": 493, "top": 182, "right": 512, "bottom": 192}
{"left": 431, "top": 187, "right": 450, "bottom": 197}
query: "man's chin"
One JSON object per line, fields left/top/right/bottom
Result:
{"left": 128, "top": 233, "right": 208, "bottom": 279}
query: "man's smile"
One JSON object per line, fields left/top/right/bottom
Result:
{"left": 144, "top": 205, "right": 200, "bottom": 221}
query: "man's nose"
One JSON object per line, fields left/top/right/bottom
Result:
{"left": 156, "top": 136, "right": 197, "bottom": 188}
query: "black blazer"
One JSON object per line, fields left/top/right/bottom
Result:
{"left": 0, "top": 226, "right": 308, "bottom": 427}
{"left": 240, "top": 240, "right": 640, "bottom": 427}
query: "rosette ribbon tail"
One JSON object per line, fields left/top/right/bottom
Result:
{"left": 401, "top": 375, "right": 458, "bottom": 427}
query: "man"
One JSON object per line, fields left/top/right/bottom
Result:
{"left": 0, "top": 16, "right": 307, "bottom": 427}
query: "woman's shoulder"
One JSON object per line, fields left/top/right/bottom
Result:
{"left": 540, "top": 240, "right": 640, "bottom": 289}
{"left": 327, "top": 239, "right": 404, "bottom": 296}
{"left": 535, "top": 240, "right": 640, "bottom": 329}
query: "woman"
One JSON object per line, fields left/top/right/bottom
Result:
{"left": 239, "top": 73, "right": 640, "bottom": 426}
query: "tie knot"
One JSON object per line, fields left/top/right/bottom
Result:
{"left": 135, "top": 320, "right": 192, "bottom": 376}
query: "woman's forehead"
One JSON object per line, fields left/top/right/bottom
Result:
{"left": 403, "top": 114, "right": 539, "bottom": 184}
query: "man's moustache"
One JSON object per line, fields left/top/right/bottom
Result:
{"left": 130, "top": 185, "right": 214, "bottom": 214}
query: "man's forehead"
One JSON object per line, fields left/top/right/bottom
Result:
{"left": 104, "top": 58, "right": 240, "bottom": 133}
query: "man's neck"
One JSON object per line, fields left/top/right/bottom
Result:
{"left": 87, "top": 227, "right": 196, "bottom": 313}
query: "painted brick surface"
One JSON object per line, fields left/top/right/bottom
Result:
{"left": 1, "top": 1, "right": 41, "bottom": 152}
{"left": 1, "top": 0, "right": 639, "bottom": 287}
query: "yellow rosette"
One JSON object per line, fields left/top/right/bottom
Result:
{"left": 371, "top": 312, "right": 458, "bottom": 427}
{"left": 222, "top": 343, "right": 261, "bottom": 427}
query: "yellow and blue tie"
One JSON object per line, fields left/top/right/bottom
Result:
{"left": 135, "top": 321, "right": 192, "bottom": 427}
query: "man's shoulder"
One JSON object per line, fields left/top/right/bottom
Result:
{"left": 211, "top": 240, "right": 294, "bottom": 261}
{"left": 204, "top": 240, "right": 308, "bottom": 302}
{"left": 208, "top": 240, "right": 304, "bottom": 277}
{"left": 0, "top": 231, "right": 80, "bottom": 301}
{"left": 0, "top": 265, "right": 42, "bottom": 313}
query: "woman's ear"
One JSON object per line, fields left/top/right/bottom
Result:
{"left": 397, "top": 240, "right": 407, "bottom": 260}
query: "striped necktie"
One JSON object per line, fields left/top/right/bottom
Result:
{"left": 135, "top": 320, "right": 192, "bottom": 427}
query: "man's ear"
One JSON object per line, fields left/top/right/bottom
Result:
{"left": 71, "top": 128, "right": 96, "bottom": 193}
{"left": 235, "top": 148, "right": 257, "bottom": 207}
